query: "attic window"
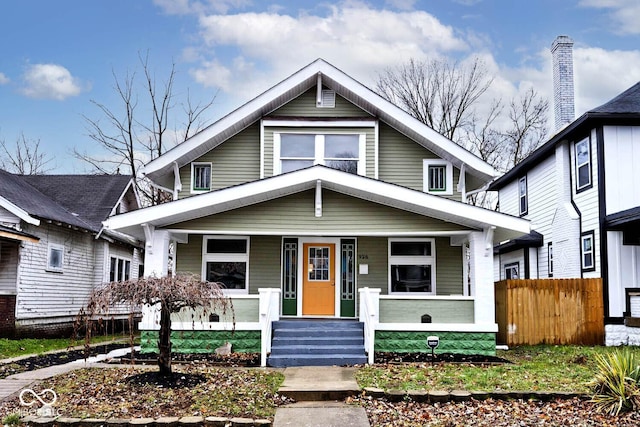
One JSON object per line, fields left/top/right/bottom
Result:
{"left": 423, "top": 159, "right": 453, "bottom": 195}
{"left": 318, "top": 90, "right": 335, "bottom": 108}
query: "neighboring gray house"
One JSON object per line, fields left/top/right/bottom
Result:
{"left": 0, "top": 171, "right": 143, "bottom": 337}
{"left": 489, "top": 37, "right": 640, "bottom": 346}
{"left": 104, "top": 59, "right": 529, "bottom": 366}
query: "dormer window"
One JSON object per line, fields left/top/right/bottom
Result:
{"left": 191, "top": 162, "right": 212, "bottom": 193}
{"left": 423, "top": 159, "right": 453, "bottom": 195}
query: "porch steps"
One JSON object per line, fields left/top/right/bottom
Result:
{"left": 267, "top": 319, "right": 367, "bottom": 367}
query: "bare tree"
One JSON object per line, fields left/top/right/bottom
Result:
{"left": 376, "top": 57, "right": 550, "bottom": 176}
{"left": 0, "top": 133, "right": 54, "bottom": 174}
{"left": 76, "top": 273, "right": 233, "bottom": 376}
{"left": 76, "top": 52, "right": 216, "bottom": 205}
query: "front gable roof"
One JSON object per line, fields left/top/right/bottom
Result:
{"left": 142, "top": 59, "right": 497, "bottom": 189}
{"left": 105, "top": 165, "right": 529, "bottom": 243}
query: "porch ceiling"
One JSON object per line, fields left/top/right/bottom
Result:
{"left": 104, "top": 166, "right": 529, "bottom": 243}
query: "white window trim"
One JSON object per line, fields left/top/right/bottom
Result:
{"left": 504, "top": 262, "right": 519, "bottom": 280}
{"left": 423, "top": 159, "right": 453, "bottom": 195}
{"left": 548, "top": 242, "right": 553, "bottom": 278}
{"left": 518, "top": 176, "right": 528, "bottom": 216}
{"left": 191, "top": 162, "right": 212, "bottom": 194}
{"left": 47, "top": 243, "right": 64, "bottom": 272}
{"left": 581, "top": 232, "right": 595, "bottom": 271}
{"left": 575, "top": 137, "right": 591, "bottom": 191}
{"left": 109, "top": 256, "right": 132, "bottom": 282}
{"left": 201, "top": 236, "right": 250, "bottom": 295}
{"left": 273, "top": 132, "right": 366, "bottom": 176}
{"left": 388, "top": 238, "right": 436, "bottom": 295}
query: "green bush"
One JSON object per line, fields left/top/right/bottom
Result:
{"left": 590, "top": 347, "right": 640, "bottom": 416}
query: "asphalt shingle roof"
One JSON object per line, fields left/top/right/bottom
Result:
{"left": 590, "top": 81, "right": 640, "bottom": 114}
{"left": 0, "top": 170, "right": 132, "bottom": 233}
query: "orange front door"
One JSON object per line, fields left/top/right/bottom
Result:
{"left": 302, "top": 243, "right": 336, "bottom": 316}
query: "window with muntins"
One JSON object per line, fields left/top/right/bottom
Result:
{"left": 581, "top": 231, "right": 595, "bottom": 271}
{"left": 202, "top": 236, "right": 249, "bottom": 293}
{"left": 423, "top": 159, "right": 453, "bottom": 195}
{"left": 389, "top": 239, "right": 435, "bottom": 294}
{"left": 505, "top": 262, "right": 519, "bottom": 279}
{"left": 192, "top": 163, "right": 212, "bottom": 192}
{"left": 519, "top": 176, "right": 528, "bottom": 216}
{"left": 274, "top": 133, "right": 365, "bottom": 175}
{"left": 110, "top": 257, "right": 131, "bottom": 282}
{"left": 575, "top": 138, "right": 591, "bottom": 191}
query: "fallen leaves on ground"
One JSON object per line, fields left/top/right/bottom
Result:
{"left": 350, "top": 395, "right": 640, "bottom": 426}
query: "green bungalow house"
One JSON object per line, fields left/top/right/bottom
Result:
{"left": 103, "top": 59, "right": 529, "bottom": 366}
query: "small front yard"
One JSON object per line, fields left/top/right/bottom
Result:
{"left": 357, "top": 345, "right": 617, "bottom": 393}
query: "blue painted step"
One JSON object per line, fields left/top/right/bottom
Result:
{"left": 267, "top": 319, "right": 367, "bottom": 367}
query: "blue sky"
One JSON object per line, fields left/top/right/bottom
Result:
{"left": 1, "top": 0, "right": 640, "bottom": 173}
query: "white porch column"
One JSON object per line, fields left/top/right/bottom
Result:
{"left": 468, "top": 231, "right": 496, "bottom": 325}
{"left": 143, "top": 229, "right": 171, "bottom": 278}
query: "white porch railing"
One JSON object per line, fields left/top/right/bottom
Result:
{"left": 358, "top": 287, "right": 380, "bottom": 364}
{"left": 259, "top": 288, "right": 281, "bottom": 367}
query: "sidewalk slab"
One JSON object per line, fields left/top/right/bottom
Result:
{"left": 274, "top": 402, "right": 370, "bottom": 427}
{"left": 278, "top": 366, "right": 360, "bottom": 401}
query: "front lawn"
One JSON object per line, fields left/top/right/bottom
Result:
{"left": 357, "top": 345, "right": 640, "bottom": 393}
{"left": 0, "top": 335, "right": 134, "bottom": 359}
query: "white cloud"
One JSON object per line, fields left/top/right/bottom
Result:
{"left": 0, "top": 72, "right": 9, "bottom": 85}
{"left": 190, "top": 3, "right": 468, "bottom": 101}
{"left": 153, "top": 0, "right": 251, "bottom": 15}
{"left": 579, "top": 0, "right": 640, "bottom": 35}
{"left": 20, "top": 64, "right": 84, "bottom": 100}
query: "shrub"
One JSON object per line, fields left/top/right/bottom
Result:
{"left": 590, "top": 347, "right": 640, "bottom": 416}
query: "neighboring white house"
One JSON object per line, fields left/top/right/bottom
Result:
{"left": 0, "top": 171, "right": 143, "bottom": 337}
{"left": 104, "top": 58, "right": 530, "bottom": 366}
{"left": 489, "top": 78, "right": 640, "bottom": 346}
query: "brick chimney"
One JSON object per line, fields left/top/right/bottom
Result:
{"left": 551, "top": 36, "right": 575, "bottom": 130}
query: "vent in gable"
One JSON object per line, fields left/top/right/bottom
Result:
{"left": 318, "top": 90, "right": 336, "bottom": 108}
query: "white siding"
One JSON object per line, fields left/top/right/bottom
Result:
{"left": 572, "top": 128, "right": 601, "bottom": 277}
{"left": 498, "top": 250, "right": 525, "bottom": 280}
{"left": 498, "top": 180, "right": 520, "bottom": 217}
{"left": 0, "top": 241, "right": 18, "bottom": 294}
{"left": 603, "top": 126, "right": 640, "bottom": 215}
{"left": 607, "top": 230, "right": 640, "bottom": 318}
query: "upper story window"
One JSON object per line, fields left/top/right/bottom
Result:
{"left": 423, "top": 159, "right": 453, "bottom": 195}
{"left": 518, "top": 176, "right": 528, "bottom": 216}
{"left": 581, "top": 231, "right": 595, "bottom": 272}
{"left": 47, "top": 243, "right": 64, "bottom": 272}
{"left": 191, "top": 162, "right": 212, "bottom": 193}
{"left": 388, "top": 238, "right": 436, "bottom": 295}
{"left": 202, "top": 236, "right": 250, "bottom": 293}
{"left": 274, "top": 133, "right": 365, "bottom": 176}
{"left": 575, "top": 137, "right": 592, "bottom": 192}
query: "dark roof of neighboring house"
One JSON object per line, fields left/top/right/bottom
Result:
{"left": 494, "top": 230, "right": 544, "bottom": 255}
{"left": 489, "top": 81, "right": 640, "bottom": 191}
{"left": 0, "top": 170, "right": 133, "bottom": 233}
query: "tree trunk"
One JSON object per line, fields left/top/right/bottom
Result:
{"left": 157, "top": 303, "right": 172, "bottom": 375}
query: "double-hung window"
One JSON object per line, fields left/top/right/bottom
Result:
{"left": 110, "top": 257, "right": 131, "bottom": 282}
{"left": 423, "top": 159, "right": 453, "bottom": 194}
{"left": 191, "top": 162, "right": 212, "bottom": 193}
{"left": 274, "top": 133, "right": 365, "bottom": 175}
{"left": 518, "top": 176, "right": 528, "bottom": 216}
{"left": 389, "top": 238, "right": 435, "bottom": 294}
{"left": 575, "top": 138, "right": 591, "bottom": 191}
{"left": 202, "top": 236, "right": 250, "bottom": 293}
{"left": 47, "top": 243, "right": 64, "bottom": 272}
{"left": 581, "top": 231, "right": 595, "bottom": 271}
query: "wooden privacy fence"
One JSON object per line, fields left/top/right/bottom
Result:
{"left": 495, "top": 278, "right": 604, "bottom": 346}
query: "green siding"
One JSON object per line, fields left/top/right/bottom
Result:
{"left": 379, "top": 299, "right": 473, "bottom": 323}
{"left": 178, "top": 123, "right": 260, "bottom": 198}
{"left": 435, "top": 239, "right": 464, "bottom": 295}
{"left": 263, "top": 126, "right": 375, "bottom": 178}
{"left": 378, "top": 123, "right": 461, "bottom": 201}
{"left": 171, "top": 190, "right": 469, "bottom": 234}
{"left": 273, "top": 88, "right": 371, "bottom": 117}
{"left": 357, "top": 237, "right": 389, "bottom": 295}
{"left": 248, "top": 235, "right": 281, "bottom": 293}
{"left": 170, "top": 298, "right": 258, "bottom": 323}
{"left": 140, "top": 330, "right": 260, "bottom": 353}
{"left": 375, "top": 331, "right": 496, "bottom": 355}
{"left": 176, "top": 234, "right": 203, "bottom": 276}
